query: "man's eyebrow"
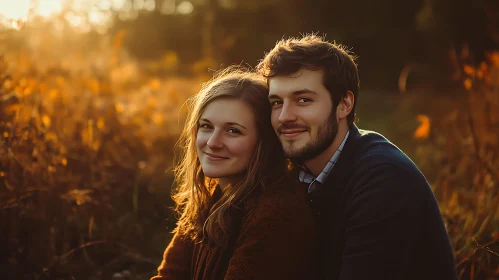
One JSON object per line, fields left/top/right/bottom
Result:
{"left": 268, "top": 89, "right": 318, "bottom": 99}
{"left": 292, "top": 89, "right": 318, "bottom": 95}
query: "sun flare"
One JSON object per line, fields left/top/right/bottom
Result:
{"left": 0, "top": 0, "right": 65, "bottom": 20}
{"left": 0, "top": 0, "right": 31, "bottom": 20}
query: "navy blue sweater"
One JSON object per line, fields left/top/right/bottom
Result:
{"left": 308, "top": 125, "right": 458, "bottom": 280}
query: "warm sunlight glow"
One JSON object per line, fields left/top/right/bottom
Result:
{"left": 0, "top": 0, "right": 130, "bottom": 22}
{"left": 0, "top": 0, "right": 166, "bottom": 31}
{"left": 0, "top": 0, "right": 62, "bottom": 20}
{"left": 0, "top": 0, "right": 31, "bottom": 20}
{"left": 37, "top": 0, "right": 64, "bottom": 18}
{"left": 177, "top": 1, "right": 193, "bottom": 15}
{"left": 144, "top": 0, "right": 156, "bottom": 11}
{"left": 160, "top": 0, "right": 175, "bottom": 15}
{"left": 111, "top": 0, "right": 126, "bottom": 10}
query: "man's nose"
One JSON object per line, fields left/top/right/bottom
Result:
{"left": 206, "top": 130, "right": 224, "bottom": 149}
{"left": 278, "top": 102, "right": 297, "bottom": 123}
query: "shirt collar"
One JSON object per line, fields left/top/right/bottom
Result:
{"left": 298, "top": 130, "right": 350, "bottom": 191}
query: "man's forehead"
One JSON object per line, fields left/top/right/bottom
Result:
{"left": 268, "top": 70, "right": 326, "bottom": 96}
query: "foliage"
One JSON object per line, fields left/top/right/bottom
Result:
{"left": 0, "top": 21, "right": 201, "bottom": 279}
{"left": 412, "top": 47, "right": 499, "bottom": 279}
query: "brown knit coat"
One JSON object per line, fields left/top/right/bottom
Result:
{"left": 151, "top": 181, "right": 319, "bottom": 280}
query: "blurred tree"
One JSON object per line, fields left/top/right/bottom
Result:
{"left": 107, "top": 0, "right": 498, "bottom": 86}
{"left": 202, "top": 0, "right": 217, "bottom": 60}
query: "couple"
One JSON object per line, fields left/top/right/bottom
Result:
{"left": 151, "top": 35, "right": 458, "bottom": 280}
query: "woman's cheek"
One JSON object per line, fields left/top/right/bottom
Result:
{"left": 196, "top": 133, "right": 208, "bottom": 149}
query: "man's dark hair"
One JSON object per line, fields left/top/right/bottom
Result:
{"left": 257, "top": 34, "right": 360, "bottom": 125}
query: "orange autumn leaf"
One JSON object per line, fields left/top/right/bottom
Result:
{"left": 96, "top": 118, "right": 105, "bottom": 130}
{"left": 476, "top": 70, "right": 484, "bottom": 79}
{"left": 41, "top": 115, "right": 51, "bottom": 128}
{"left": 487, "top": 51, "right": 499, "bottom": 67}
{"left": 49, "top": 88, "right": 59, "bottom": 100}
{"left": 38, "top": 83, "right": 47, "bottom": 92}
{"left": 3, "top": 80, "right": 12, "bottom": 90}
{"left": 113, "top": 30, "right": 127, "bottom": 50}
{"left": 152, "top": 112, "right": 164, "bottom": 125}
{"left": 23, "top": 87, "right": 33, "bottom": 96}
{"left": 149, "top": 78, "right": 161, "bottom": 90}
{"left": 115, "top": 103, "right": 124, "bottom": 113}
{"left": 414, "top": 114, "right": 430, "bottom": 140}
{"left": 88, "top": 79, "right": 100, "bottom": 94}
{"left": 464, "top": 78, "right": 472, "bottom": 90}
{"left": 463, "top": 65, "right": 475, "bottom": 76}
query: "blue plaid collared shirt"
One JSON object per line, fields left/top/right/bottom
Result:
{"left": 298, "top": 131, "right": 350, "bottom": 193}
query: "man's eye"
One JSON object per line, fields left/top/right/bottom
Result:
{"left": 271, "top": 100, "right": 283, "bottom": 106}
{"left": 298, "top": 98, "right": 311, "bottom": 103}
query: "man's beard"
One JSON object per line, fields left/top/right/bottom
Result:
{"left": 280, "top": 111, "right": 338, "bottom": 162}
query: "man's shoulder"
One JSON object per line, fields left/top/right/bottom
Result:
{"left": 351, "top": 127, "right": 418, "bottom": 172}
{"left": 328, "top": 127, "right": 432, "bottom": 201}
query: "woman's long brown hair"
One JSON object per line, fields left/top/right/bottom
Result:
{"left": 172, "top": 67, "right": 287, "bottom": 247}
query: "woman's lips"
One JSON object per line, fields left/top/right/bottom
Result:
{"left": 204, "top": 152, "right": 229, "bottom": 161}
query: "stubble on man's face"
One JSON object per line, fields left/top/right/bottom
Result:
{"left": 282, "top": 110, "right": 338, "bottom": 162}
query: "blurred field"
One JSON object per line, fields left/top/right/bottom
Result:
{"left": 1, "top": 2, "right": 499, "bottom": 279}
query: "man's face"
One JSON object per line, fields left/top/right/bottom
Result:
{"left": 268, "top": 69, "right": 338, "bottom": 161}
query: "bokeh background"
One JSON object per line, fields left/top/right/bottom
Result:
{"left": 0, "top": 0, "right": 498, "bottom": 279}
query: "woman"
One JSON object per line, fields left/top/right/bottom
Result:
{"left": 151, "top": 68, "right": 318, "bottom": 280}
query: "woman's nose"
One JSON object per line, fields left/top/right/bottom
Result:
{"left": 206, "top": 130, "right": 224, "bottom": 149}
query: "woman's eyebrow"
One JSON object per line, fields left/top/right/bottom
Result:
{"left": 226, "top": 122, "right": 247, "bottom": 130}
{"left": 200, "top": 119, "right": 247, "bottom": 130}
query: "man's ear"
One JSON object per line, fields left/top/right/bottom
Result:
{"left": 337, "top": 91, "right": 354, "bottom": 120}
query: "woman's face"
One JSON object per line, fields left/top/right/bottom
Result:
{"left": 196, "top": 98, "right": 258, "bottom": 183}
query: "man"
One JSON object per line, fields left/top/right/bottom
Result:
{"left": 257, "top": 35, "right": 458, "bottom": 280}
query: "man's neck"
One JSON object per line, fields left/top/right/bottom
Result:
{"left": 304, "top": 123, "right": 349, "bottom": 177}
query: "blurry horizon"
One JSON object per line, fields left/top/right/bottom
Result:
{"left": 1, "top": 0, "right": 497, "bottom": 90}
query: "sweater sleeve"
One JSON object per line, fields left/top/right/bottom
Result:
{"left": 224, "top": 188, "right": 318, "bottom": 280}
{"left": 150, "top": 231, "right": 193, "bottom": 280}
{"left": 337, "top": 164, "right": 453, "bottom": 280}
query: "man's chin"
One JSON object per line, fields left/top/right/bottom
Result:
{"left": 283, "top": 146, "right": 307, "bottom": 160}
{"left": 283, "top": 143, "right": 327, "bottom": 162}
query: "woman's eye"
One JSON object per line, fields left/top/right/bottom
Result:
{"left": 199, "top": 124, "right": 212, "bottom": 129}
{"left": 227, "top": 128, "right": 241, "bottom": 134}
